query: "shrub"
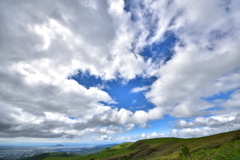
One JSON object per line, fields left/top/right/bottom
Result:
{"left": 178, "top": 145, "right": 191, "bottom": 159}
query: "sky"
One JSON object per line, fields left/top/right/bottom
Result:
{"left": 0, "top": 0, "right": 240, "bottom": 145}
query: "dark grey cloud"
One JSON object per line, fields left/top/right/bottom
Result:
{"left": 0, "top": 131, "right": 65, "bottom": 138}
{"left": 0, "top": 118, "right": 71, "bottom": 138}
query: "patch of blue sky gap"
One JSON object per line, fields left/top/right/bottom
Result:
{"left": 64, "top": 116, "right": 77, "bottom": 120}
{"left": 123, "top": 0, "right": 178, "bottom": 64}
{"left": 201, "top": 88, "right": 240, "bottom": 114}
{"left": 203, "top": 107, "right": 223, "bottom": 116}
{"left": 140, "top": 31, "right": 178, "bottom": 63}
{"left": 69, "top": 70, "right": 103, "bottom": 89}
{"left": 203, "top": 89, "right": 237, "bottom": 103}
{"left": 148, "top": 115, "right": 176, "bottom": 130}
{"left": 101, "top": 76, "right": 157, "bottom": 111}
{"left": 70, "top": 68, "right": 176, "bottom": 133}
{"left": 68, "top": 117, "right": 77, "bottom": 120}
{"left": 69, "top": 71, "right": 157, "bottom": 112}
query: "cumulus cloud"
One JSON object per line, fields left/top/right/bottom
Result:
{"left": 174, "top": 113, "right": 240, "bottom": 129}
{"left": 0, "top": 0, "right": 145, "bottom": 139}
{"left": 130, "top": 86, "right": 150, "bottom": 93}
{"left": 221, "top": 89, "right": 240, "bottom": 108}
{"left": 97, "top": 135, "right": 114, "bottom": 141}
{"left": 140, "top": 132, "right": 159, "bottom": 139}
{"left": 143, "top": 0, "right": 240, "bottom": 118}
{"left": 0, "top": 0, "right": 240, "bottom": 140}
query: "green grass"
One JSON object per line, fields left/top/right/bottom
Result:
{"left": 142, "top": 137, "right": 185, "bottom": 145}
{"left": 149, "top": 130, "right": 240, "bottom": 160}
{"left": 24, "top": 130, "right": 240, "bottom": 160}
{"left": 190, "top": 139, "right": 240, "bottom": 160}
{"left": 43, "top": 142, "right": 134, "bottom": 160}
{"left": 106, "top": 142, "right": 133, "bottom": 150}
{"left": 21, "top": 152, "right": 75, "bottom": 160}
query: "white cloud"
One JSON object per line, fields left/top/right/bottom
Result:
{"left": 144, "top": 0, "right": 240, "bottom": 118}
{"left": 221, "top": 89, "right": 240, "bottom": 108}
{"left": 0, "top": 0, "right": 146, "bottom": 139}
{"left": 174, "top": 113, "right": 240, "bottom": 129}
{"left": 139, "top": 123, "right": 151, "bottom": 128}
{"left": 0, "top": 0, "right": 240, "bottom": 140}
{"left": 130, "top": 86, "right": 149, "bottom": 93}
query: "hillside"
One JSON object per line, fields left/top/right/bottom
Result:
{"left": 25, "top": 130, "right": 240, "bottom": 160}
{"left": 21, "top": 152, "right": 75, "bottom": 160}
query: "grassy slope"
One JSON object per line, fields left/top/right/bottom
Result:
{"left": 21, "top": 152, "right": 75, "bottom": 160}
{"left": 190, "top": 139, "right": 240, "bottom": 160}
{"left": 43, "top": 142, "right": 133, "bottom": 160}
{"left": 40, "top": 130, "right": 240, "bottom": 160}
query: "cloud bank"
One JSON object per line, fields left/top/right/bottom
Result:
{"left": 0, "top": 0, "right": 240, "bottom": 141}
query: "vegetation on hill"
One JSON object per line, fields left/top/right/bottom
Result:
{"left": 23, "top": 130, "right": 240, "bottom": 160}
{"left": 20, "top": 152, "right": 75, "bottom": 160}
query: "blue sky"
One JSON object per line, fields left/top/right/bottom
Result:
{"left": 70, "top": 72, "right": 156, "bottom": 111}
{"left": 0, "top": 0, "right": 240, "bottom": 146}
